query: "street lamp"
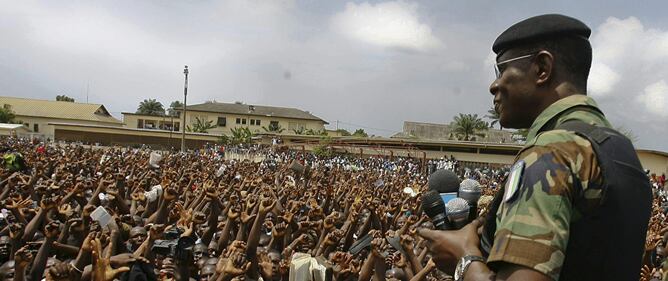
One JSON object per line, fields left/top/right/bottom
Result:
{"left": 181, "top": 65, "right": 188, "bottom": 152}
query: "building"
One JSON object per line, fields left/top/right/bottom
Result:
{"left": 393, "top": 121, "right": 516, "bottom": 143}
{"left": 0, "top": 124, "right": 31, "bottom": 138}
{"left": 0, "top": 96, "right": 122, "bottom": 140}
{"left": 123, "top": 101, "right": 328, "bottom": 135}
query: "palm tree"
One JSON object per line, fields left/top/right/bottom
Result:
{"left": 451, "top": 113, "right": 489, "bottom": 141}
{"left": 262, "top": 123, "right": 285, "bottom": 133}
{"left": 136, "top": 99, "right": 165, "bottom": 116}
{"left": 186, "top": 116, "right": 216, "bottom": 133}
{"left": 485, "top": 106, "right": 501, "bottom": 130}
{"left": 168, "top": 101, "right": 183, "bottom": 117}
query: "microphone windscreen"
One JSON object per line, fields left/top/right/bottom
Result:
{"left": 428, "top": 169, "right": 460, "bottom": 193}
{"left": 459, "top": 179, "right": 482, "bottom": 203}
{"left": 421, "top": 190, "right": 446, "bottom": 218}
{"left": 446, "top": 197, "right": 470, "bottom": 226}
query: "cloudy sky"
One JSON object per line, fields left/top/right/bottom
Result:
{"left": 2, "top": 0, "right": 667, "bottom": 151}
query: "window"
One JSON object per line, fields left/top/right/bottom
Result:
{"left": 250, "top": 119, "right": 256, "bottom": 126}
{"left": 256, "top": 119, "right": 261, "bottom": 126}
{"left": 174, "top": 122, "right": 180, "bottom": 132}
{"left": 236, "top": 118, "right": 241, "bottom": 124}
{"left": 242, "top": 118, "right": 247, "bottom": 125}
{"left": 217, "top": 117, "right": 226, "bottom": 127}
{"left": 33, "top": 124, "right": 39, "bottom": 132}
{"left": 270, "top": 121, "right": 279, "bottom": 127}
{"left": 137, "top": 119, "right": 144, "bottom": 129}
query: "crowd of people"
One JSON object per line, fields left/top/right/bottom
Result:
{"left": 0, "top": 137, "right": 663, "bottom": 280}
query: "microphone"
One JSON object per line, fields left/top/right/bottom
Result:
{"left": 446, "top": 198, "right": 470, "bottom": 229}
{"left": 421, "top": 190, "right": 451, "bottom": 230}
{"left": 428, "top": 169, "right": 460, "bottom": 193}
{"left": 459, "top": 179, "right": 482, "bottom": 222}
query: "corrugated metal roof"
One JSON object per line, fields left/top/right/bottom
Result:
{"left": 182, "top": 102, "right": 328, "bottom": 124}
{"left": 0, "top": 96, "right": 122, "bottom": 124}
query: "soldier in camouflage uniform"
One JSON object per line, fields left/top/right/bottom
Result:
{"left": 418, "top": 14, "right": 651, "bottom": 281}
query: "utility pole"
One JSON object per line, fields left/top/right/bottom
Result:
{"left": 181, "top": 66, "right": 188, "bottom": 152}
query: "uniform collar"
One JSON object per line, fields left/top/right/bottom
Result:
{"left": 525, "top": 94, "right": 602, "bottom": 143}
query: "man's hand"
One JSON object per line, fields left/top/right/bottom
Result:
{"left": 44, "top": 221, "right": 62, "bottom": 239}
{"left": 91, "top": 237, "right": 130, "bottom": 281}
{"left": 14, "top": 246, "right": 33, "bottom": 268}
{"left": 272, "top": 222, "right": 288, "bottom": 238}
{"left": 259, "top": 197, "right": 276, "bottom": 214}
{"left": 223, "top": 250, "right": 251, "bottom": 277}
{"left": 258, "top": 251, "right": 273, "bottom": 280}
{"left": 417, "top": 218, "right": 483, "bottom": 272}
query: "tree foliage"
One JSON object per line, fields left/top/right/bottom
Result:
{"left": 352, "top": 129, "right": 368, "bottom": 138}
{"left": 292, "top": 127, "right": 306, "bottom": 135}
{"left": 451, "top": 113, "right": 488, "bottom": 141}
{"left": 136, "top": 99, "right": 165, "bottom": 116}
{"left": 56, "top": 95, "right": 75, "bottom": 102}
{"left": 168, "top": 100, "right": 183, "bottom": 117}
{"left": 0, "top": 107, "right": 16, "bottom": 123}
{"left": 485, "top": 106, "right": 501, "bottom": 130}
{"left": 262, "top": 123, "right": 285, "bottom": 133}
{"left": 220, "top": 127, "right": 254, "bottom": 145}
{"left": 313, "top": 136, "right": 333, "bottom": 157}
{"left": 186, "top": 116, "right": 216, "bottom": 133}
{"left": 305, "top": 129, "right": 327, "bottom": 136}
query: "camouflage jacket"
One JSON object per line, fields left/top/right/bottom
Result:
{"left": 486, "top": 95, "right": 612, "bottom": 280}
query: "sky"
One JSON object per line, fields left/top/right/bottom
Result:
{"left": 1, "top": 0, "right": 667, "bottom": 151}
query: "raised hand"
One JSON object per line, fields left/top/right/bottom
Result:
{"left": 91, "top": 237, "right": 130, "bottom": 281}
{"left": 272, "top": 222, "right": 288, "bottom": 238}
{"left": 149, "top": 224, "right": 166, "bottom": 241}
{"left": 259, "top": 197, "right": 276, "bottom": 214}
{"left": 222, "top": 250, "right": 251, "bottom": 277}
{"left": 6, "top": 197, "right": 32, "bottom": 210}
{"left": 240, "top": 212, "right": 257, "bottom": 224}
{"left": 400, "top": 234, "right": 415, "bottom": 252}
{"left": 8, "top": 223, "right": 24, "bottom": 240}
{"left": 14, "top": 246, "right": 34, "bottom": 268}
{"left": 44, "top": 221, "right": 62, "bottom": 239}
{"left": 58, "top": 204, "right": 74, "bottom": 217}
{"left": 258, "top": 251, "right": 274, "bottom": 280}
{"left": 324, "top": 229, "right": 344, "bottom": 246}
{"left": 46, "top": 262, "right": 75, "bottom": 281}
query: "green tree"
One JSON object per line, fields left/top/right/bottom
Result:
{"left": 136, "top": 99, "right": 165, "bottom": 116}
{"left": 352, "top": 129, "right": 368, "bottom": 138}
{"left": 262, "top": 123, "right": 285, "bottom": 133}
{"left": 56, "top": 95, "right": 75, "bottom": 102}
{"left": 485, "top": 106, "right": 501, "bottom": 130}
{"left": 292, "top": 127, "right": 306, "bottom": 135}
{"left": 168, "top": 100, "right": 183, "bottom": 117}
{"left": 305, "top": 129, "right": 327, "bottom": 136}
{"left": 313, "top": 136, "right": 334, "bottom": 157}
{"left": 451, "top": 113, "right": 488, "bottom": 141}
{"left": 186, "top": 116, "right": 216, "bottom": 133}
{"left": 221, "top": 127, "right": 254, "bottom": 145}
{"left": 0, "top": 107, "right": 16, "bottom": 123}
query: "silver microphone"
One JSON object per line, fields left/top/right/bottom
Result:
{"left": 459, "top": 179, "right": 482, "bottom": 221}
{"left": 446, "top": 198, "right": 470, "bottom": 229}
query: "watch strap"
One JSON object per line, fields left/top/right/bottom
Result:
{"left": 457, "top": 255, "right": 485, "bottom": 281}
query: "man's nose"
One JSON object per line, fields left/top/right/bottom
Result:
{"left": 489, "top": 81, "right": 500, "bottom": 96}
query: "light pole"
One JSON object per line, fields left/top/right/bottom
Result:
{"left": 181, "top": 65, "right": 188, "bottom": 152}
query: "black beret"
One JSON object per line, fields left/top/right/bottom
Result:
{"left": 492, "top": 14, "right": 591, "bottom": 54}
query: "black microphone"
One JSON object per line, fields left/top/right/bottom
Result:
{"left": 421, "top": 190, "right": 451, "bottom": 230}
{"left": 428, "top": 169, "right": 460, "bottom": 193}
{"left": 446, "top": 198, "right": 470, "bottom": 229}
{"left": 459, "top": 179, "right": 482, "bottom": 222}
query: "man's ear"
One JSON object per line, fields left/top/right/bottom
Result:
{"left": 535, "top": 51, "right": 554, "bottom": 86}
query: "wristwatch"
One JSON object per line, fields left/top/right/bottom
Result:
{"left": 454, "top": 255, "right": 485, "bottom": 281}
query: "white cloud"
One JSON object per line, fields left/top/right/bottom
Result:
{"left": 637, "top": 80, "right": 668, "bottom": 117}
{"left": 330, "top": 1, "right": 442, "bottom": 52}
{"left": 590, "top": 16, "right": 668, "bottom": 115}
{"left": 588, "top": 63, "right": 620, "bottom": 96}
